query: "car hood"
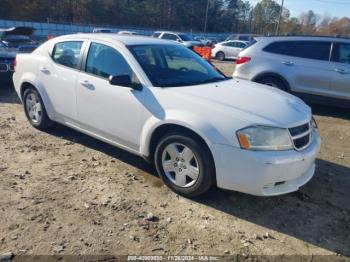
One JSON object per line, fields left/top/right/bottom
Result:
{"left": 163, "top": 79, "right": 311, "bottom": 128}
{"left": 0, "top": 27, "right": 35, "bottom": 37}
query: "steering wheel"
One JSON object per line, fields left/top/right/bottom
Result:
{"left": 178, "top": 67, "right": 189, "bottom": 72}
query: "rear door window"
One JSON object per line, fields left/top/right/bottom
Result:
{"left": 52, "top": 41, "right": 83, "bottom": 69}
{"left": 331, "top": 42, "right": 350, "bottom": 64}
{"left": 264, "top": 40, "right": 331, "bottom": 61}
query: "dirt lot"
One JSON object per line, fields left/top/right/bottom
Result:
{"left": 0, "top": 62, "right": 349, "bottom": 259}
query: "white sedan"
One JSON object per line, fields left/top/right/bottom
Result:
{"left": 13, "top": 34, "right": 321, "bottom": 197}
{"left": 212, "top": 40, "right": 249, "bottom": 61}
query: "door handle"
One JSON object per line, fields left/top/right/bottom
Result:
{"left": 79, "top": 80, "right": 95, "bottom": 90}
{"left": 39, "top": 67, "right": 50, "bottom": 74}
{"left": 282, "top": 61, "right": 294, "bottom": 66}
{"left": 334, "top": 68, "right": 349, "bottom": 74}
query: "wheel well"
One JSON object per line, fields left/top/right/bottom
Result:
{"left": 20, "top": 82, "right": 36, "bottom": 99}
{"left": 253, "top": 73, "right": 290, "bottom": 91}
{"left": 148, "top": 124, "right": 215, "bottom": 166}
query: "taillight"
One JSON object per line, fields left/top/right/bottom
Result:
{"left": 13, "top": 58, "right": 17, "bottom": 72}
{"left": 236, "top": 56, "right": 251, "bottom": 65}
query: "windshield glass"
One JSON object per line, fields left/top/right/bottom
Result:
{"left": 178, "top": 34, "right": 193, "bottom": 41}
{"left": 129, "top": 44, "right": 227, "bottom": 87}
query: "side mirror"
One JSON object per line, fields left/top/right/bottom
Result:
{"left": 176, "top": 39, "right": 182, "bottom": 43}
{"left": 109, "top": 75, "right": 142, "bottom": 90}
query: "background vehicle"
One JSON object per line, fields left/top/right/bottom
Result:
{"left": 233, "top": 36, "right": 350, "bottom": 108}
{"left": 194, "top": 36, "right": 217, "bottom": 46}
{"left": 212, "top": 40, "right": 249, "bottom": 61}
{"left": 13, "top": 34, "right": 320, "bottom": 198}
{"left": 92, "top": 28, "right": 114, "bottom": 33}
{"left": 118, "top": 31, "right": 138, "bottom": 35}
{"left": 153, "top": 31, "right": 203, "bottom": 49}
{"left": 0, "top": 48, "right": 16, "bottom": 85}
{"left": 0, "top": 27, "right": 38, "bottom": 50}
{"left": 226, "top": 34, "right": 260, "bottom": 42}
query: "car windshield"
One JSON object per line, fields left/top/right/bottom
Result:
{"left": 178, "top": 34, "right": 193, "bottom": 41}
{"left": 129, "top": 44, "right": 227, "bottom": 87}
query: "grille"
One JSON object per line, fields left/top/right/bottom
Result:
{"left": 289, "top": 122, "right": 312, "bottom": 150}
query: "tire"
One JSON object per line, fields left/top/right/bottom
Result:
{"left": 154, "top": 132, "right": 215, "bottom": 197}
{"left": 256, "top": 76, "right": 288, "bottom": 91}
{"left": 23, "top": 87, "right": 53, "bottom": 130}
{"left": 215, "top": 51, "right": 225, "bottom": 61}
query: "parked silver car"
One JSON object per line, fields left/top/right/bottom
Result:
{"left": 153, "top": 31, "right": 203, "bottom": 49}
{"left": 233, "top": 36, "right": 350, "bottom": 108}
{"left": 212, "top": 40, "right": 249, "bottom": 61}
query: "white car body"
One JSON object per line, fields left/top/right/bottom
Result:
{"left": 13, "top": 34, "right": 321, "bottom": 196}
{"left": 212, "top": 40, "right": 249, "bottom": 60}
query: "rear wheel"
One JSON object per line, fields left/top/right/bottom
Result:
{"left": 154, "top": 132, "right": 215, "bottom": 197}
{"left": 215, "top": 51, "right": 225, "bottom": 61}
{"left": 23, "top": 87, "right": 53, "bottom": 130}
{"left": 256, "top": 76, "right": 287, "bottom": 91}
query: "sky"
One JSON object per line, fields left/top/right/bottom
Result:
{"left": 248, "top": 0, "right": 350, "bottom": 18}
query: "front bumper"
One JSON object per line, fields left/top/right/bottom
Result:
{"left": 212, "top": 130, "right": 321, "bottom": 196}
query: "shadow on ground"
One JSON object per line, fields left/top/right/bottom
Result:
{"left": 312, "top": 104, "right": 350, "bottom": 121}
{"left": 0, "top": 82, "right": 21, "bottom": 104}
{"left": 45, "top": 120, "right": 350, "bottom": 257}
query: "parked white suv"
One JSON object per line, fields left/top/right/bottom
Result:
{"left": 13, "top": 34, "right": 321, "bottom": 197}
{"left": 233, "top": 36, "right": 350, "bottom": 108}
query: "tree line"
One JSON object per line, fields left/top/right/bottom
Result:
{"left": 0, "top": 0, "right": 349, "bottom": 36}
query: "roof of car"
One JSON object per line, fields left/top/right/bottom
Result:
{"left": 257, "top": 35, "right": 350, "bottom": 42}
{"left": 53, "top": 33, "right": 176, "bottom": 46}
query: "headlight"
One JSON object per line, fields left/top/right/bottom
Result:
{"left": 237, "top": 126, "right": 293, "bottom": 151}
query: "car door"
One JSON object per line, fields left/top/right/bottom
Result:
{"left": 231, "top": 42, "right": 243, "bottom": 58}
{"left": 264, "top": 40, "right": 333, "bottom": 96}
{"left": 38, "top": 40, "right": 84, "bottom": 122}
{"left": 330, "top": 41, "right": 350, "bottom": 100}
{"left": 76, "top": 41, "right": 145, "bottom": 151}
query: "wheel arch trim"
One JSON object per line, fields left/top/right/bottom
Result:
{"left": 252, "top": 72, "right": 291, "bottom": 91}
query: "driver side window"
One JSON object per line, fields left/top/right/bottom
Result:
{"left": 85, "top": 42, "right": 140, "bottom": 83}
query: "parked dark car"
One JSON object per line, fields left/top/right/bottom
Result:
{"left": 0, "top": 27, "right": 38, "bottom": 50}
{"left": 0, "top": 48, "right": 16, "bottom": 85}
{"left": 0, "top": 27, "right": 38, "bottom": 85}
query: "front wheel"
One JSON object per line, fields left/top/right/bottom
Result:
{"left": 23, "top": 87, "right": 53, "bottom": 130}
{"left": 154, "top": 133, "right": 215, "bottom": 197}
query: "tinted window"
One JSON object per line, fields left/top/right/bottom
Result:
{"left": 179, "top": 34, "right": 193, "bottom": 41}
{"left": 264, "top": 41, "right": 331, "bottom": 61}
{"left": 331, "top": 42, "right": 350, "bottom": 64}
{"left": 52, "top": 41, "right": 83, "bottom": 69}
{"left": 161, "top": 33, "right": 179, "bottom": 41}
{"left": 225, "top": 42, "right": 237, "bottom": 47}
{"left": 86, "top": 42, "right": 139, "bottom": 84}
{"left": 153, "top": 32, "right": 161, "bottom": 38}
{"left": 129, "top": 44, "right": 226, "bottom": 87}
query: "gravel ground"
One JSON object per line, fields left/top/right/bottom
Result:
{"left": 0, "top": 61, "right": 349, "bottom": 259}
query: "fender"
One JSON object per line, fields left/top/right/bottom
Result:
{"left": 19, "top": 73, "right": 56, "bottom": 120}
{"left": 139, "top": 109, "right": 231, "bottom": 157}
